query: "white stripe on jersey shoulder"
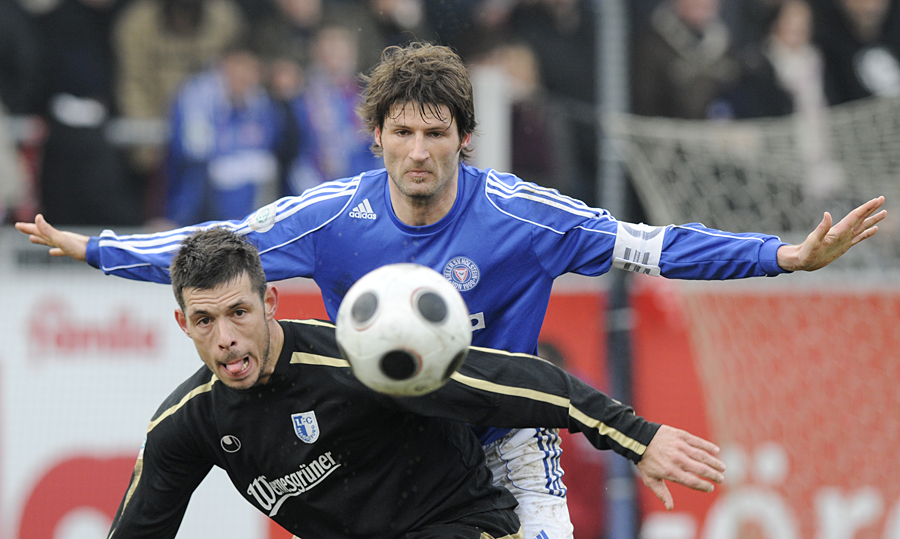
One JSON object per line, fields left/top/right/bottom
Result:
{"left": 282, "top": 318, "right": 336, "bottom": 328}
{"left": 255, "top": 176, "right": 361, "bottom": 255}
{"left": 669, "top": 223, "right": 766, "bottom": 243}
{"left": 283, "top": 320, "right": 348, "bottom": 367}
{"left": 97, "top": 221, "right": 244, "bottom": 255}
{"left": 290, "top": 352, "right": 349, "bottom": 368}
{"left": 147, "top": 375, "right": 219, "bottom": 433}
{"left": 482, "top": 170, "right": 614, "bottom": 235}
{"left": 96, "top": 176, "right": 361, "bottom": 256}
{"left": 101, "top": 261, "right": 154, "bottom": 273}
{"left": 484, "top": 170, "right": 605, "bottom": 217}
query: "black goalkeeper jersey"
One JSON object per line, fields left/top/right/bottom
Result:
{"left": 108, "top": 319, "right": 660, "bottom": 539}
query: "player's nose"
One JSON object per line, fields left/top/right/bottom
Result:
{"left": 216, "top": 321, "right": 238, "bottom": 350}
{"left": 409, "top": 133, "right": 429, "bottom": 161}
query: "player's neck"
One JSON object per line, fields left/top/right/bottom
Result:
{"left": 390, "top": 178, "right": 459, "bottom": 227}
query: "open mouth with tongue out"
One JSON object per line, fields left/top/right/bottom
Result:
{"left": 222, "top": 355, "right": 253, "bottom": 379}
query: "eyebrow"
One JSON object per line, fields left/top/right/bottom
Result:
{"left": 188, "top": 300, "right": 248, "bottom": 319}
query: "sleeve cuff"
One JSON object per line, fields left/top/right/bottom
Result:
{"left": 759, "top": 238, "right": 789, "bottom": 276}
{"left": 85, "top": 236, "right": 101, "bottom": 269}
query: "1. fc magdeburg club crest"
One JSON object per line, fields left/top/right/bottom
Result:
{"left": 291, "top": 411, "right": 320, "bottom": 443}
{"left": 443, "top": 257, "right": 480, "bottom": 291}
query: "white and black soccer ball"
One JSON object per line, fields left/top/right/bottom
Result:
{"left": 335, "top": 263, "right": 472, "bottom": 396}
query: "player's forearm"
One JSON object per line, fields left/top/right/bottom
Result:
{"left": 658, "top": 224, "right": 788, "bottom": 279}
{"left": 86, "top": 233, "right": 177, "bottom": 283}
{"left": 424, "top": 349, "right": 660, "bottom": 462}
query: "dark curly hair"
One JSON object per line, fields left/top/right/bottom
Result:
{"left": 357, "top": 42, "right": 477, "bottom": 160}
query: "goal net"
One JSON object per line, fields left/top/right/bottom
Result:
{"left": 606, "top": 98, "right": 900, "bottom": 537}
{"left": 677, "top": 281, "right": 900, "bottom": 539}
{"left": 605, "top": 96, "right": 900, "bottom": 270}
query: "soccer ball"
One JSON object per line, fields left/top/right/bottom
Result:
{"left": 335, "top": 263, "right": 472, "bottom": 396}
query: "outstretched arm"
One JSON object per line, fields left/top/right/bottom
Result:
{"left": 15, "top": 214, "right": 89, "bottom": 261}
{"left": 777, "top": 196, "right": 887, "bottom": 272}
{"left": 387, "top": 344, "right": 726, "bottom": 509}
{"left": 636, "top": 425, "right": 726, "bottom": 510}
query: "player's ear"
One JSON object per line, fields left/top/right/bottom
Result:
{"left": 175, "top": 309, "right": 190, "bottom": 337}
{"left": 459, "top": 132, "right": 472, "bottom": 150}
{"left": 264, "top": 285, "right": 279, "bottom": 320}
{"left": 373, "top": 126, "right": 382, "bottom": 148}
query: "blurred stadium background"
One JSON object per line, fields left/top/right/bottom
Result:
{"left": 2, "top": 0, "right": 899, "bottom": 538}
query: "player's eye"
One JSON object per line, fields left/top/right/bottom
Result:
{"left": 234, "top": 309, "right": 247, "bottom": 317}
{"left": 196, "top": 317, "right": 211, "bottom": 326}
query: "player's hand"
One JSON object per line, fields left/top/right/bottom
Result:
{"left": 777, "top": 196, "right": 887, "bottom": 272}
{"left": 636, "top": 425, "right": 726, "bottom": 511}
{"left": 15, "top": 214, "right": 89, "bottom": 261}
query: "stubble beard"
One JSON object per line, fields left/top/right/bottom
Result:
{"left": 255, "top": 322, "right": 273, "bottom": 387}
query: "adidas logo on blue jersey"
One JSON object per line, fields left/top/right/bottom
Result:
{"left": 349, "top": 199, "right": 377, "bottom": 220}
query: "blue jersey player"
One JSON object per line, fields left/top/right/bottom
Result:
{"left": 18, "top": 42, "right": 886, "bottom": 539}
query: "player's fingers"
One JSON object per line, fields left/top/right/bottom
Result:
{"left": 685, "top": 451, "right": 726, "bottom": 481}
{"left": 819, "top": 211, "right": 833, "bottom": 235}
{"left": 860, "top": 209, "right": 887, "bottom": 231}
{"left": 845, "top": 197, "right": 886, "bottom": 228}
{"left": 853, "top": 196, "right": 885, "bottom": 216}
{"left": 35, "top": 214, "right": 57, "bottom": 241}
{"left": 861, "top": 196, "right": 886, "bottom": 216}
{"left": 680, "top": 430, "right": 720, "bottom": 455}
{"left": 851, "top": 225, "right": 879, "bottom": 247}
{"left": 641, "top": 475, "right": 675, "bottom": 511}
{"left": 678, "top": 452, "right": 726, "bottom": 485}
{"left": 28, "top": 234, "right": 52, "bottom": 247}
{"left": 14, "top": 221, "right": 38, "bottom": 235}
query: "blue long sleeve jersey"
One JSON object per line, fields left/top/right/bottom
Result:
{"left": 86, "top": 165, "right": 786, "bottom": 440}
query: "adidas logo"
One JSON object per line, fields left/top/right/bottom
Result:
{"left": 349, "top": 199, "right": 377, "bottom": 220}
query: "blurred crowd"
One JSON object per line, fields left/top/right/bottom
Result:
{"left": 0, "top": 0, "right": 898, "bottom": 229}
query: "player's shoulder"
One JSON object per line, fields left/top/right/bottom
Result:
{"left": 238, "top": 172, "right": 374, "bottom": 234}
{"left": 148, "top": 365, "right": 217, "bottom": 428}
{"left": 279, "top": 319, "right": 345, "bottom": 362}
{"left": 469, "top": 165, "right": 612, "bottom": 229}
{"left": 281, "top": 318, "right": 337, "bottom": 343}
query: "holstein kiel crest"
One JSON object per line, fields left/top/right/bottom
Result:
{"left": 291, "top": 411, "right": 320, "bottom": 444}
{"left": 443, "top": 257, "right": 480, "bottom": 291}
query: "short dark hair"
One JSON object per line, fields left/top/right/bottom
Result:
{"left": 170, "top": 228, "right": 267, "bottom": 312}
{"left": 357, "top": 42, "right": 477, "bottom": 160}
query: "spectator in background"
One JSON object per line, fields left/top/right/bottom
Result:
{"left": 251, "top": 0, "right": 370, "bottom": 100}
{"left": 0, "top": 101, "right": 26, "bottom": 223}
{"left": 32, "top": 0, "right": 144, "bottom": 226}
{"left": 253, "top": 0, "right": 430, "bottom": 82}
{"left": 252, "top": 0, "right": 323, "bottom": 77}
{"left": 510, "top": 0, "right": 600, "bottom": 206}
{"left": 113, "top": 0, "right": 246, "bottom": 218}
{"left": 0, "top": 0, "right": 41, "bottom": 223}
{"left": 718, "top": 0, "right": 811, "bottom": 118}
{"left": 469, "top": 41, "right": 575, "bottom": 198}
{"left": 813, "top": 0, "right": 900, "bottom": 104}
{"left": 285, "top": 26, "right": 380, "bottom": 195}
{"left": 718, "top": 0, "right": 844, "bottom": 198}
{"left": 631, "top": 0, "right": 741, "bottom": 119}
{"left": 358, "top": 0, "right": 438, "bottom": 70}
{"left": 0, "top": 0, "right": 42, "bottom": 116}
{"left": 164, "top": 42, "right": 293, "bottom": 226}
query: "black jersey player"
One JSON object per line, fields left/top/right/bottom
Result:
{"left": 107, "top": 228, "right": 725, "bottom": 539}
